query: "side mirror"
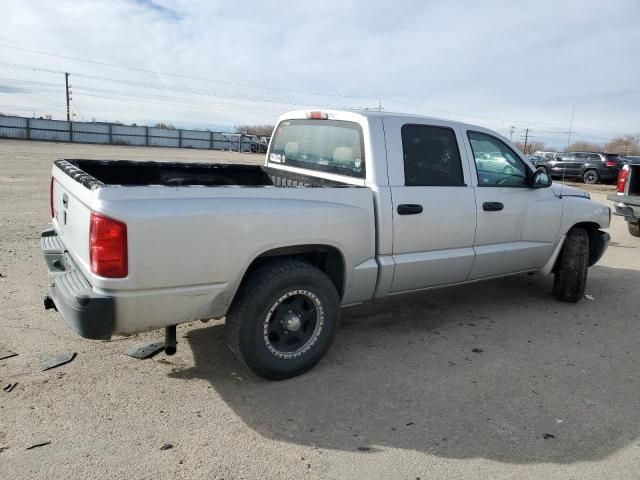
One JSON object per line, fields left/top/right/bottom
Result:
{"left": 531, "top": 170, "right": 552, "bottom": 188}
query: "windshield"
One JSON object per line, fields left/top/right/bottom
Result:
{"left": 268, "top": 119, "right": 365, "bottom": 178}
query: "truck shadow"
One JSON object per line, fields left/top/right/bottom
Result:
{"left": 169, "top": 265, "right": 640, "bottom": 464}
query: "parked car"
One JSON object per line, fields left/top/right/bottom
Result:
{"left": 530, "top": 152, "right": 624, "bottom": 184}
{"left": 532, "top": 151, "right": 559, "bottom": 161}
{"left": 608, "top": 159, "right": 640, "bottom": 237}
{"left": 250, "top": 136, "right": 270, "bottom": 153}
{"left": 42, "top": 109, "right": 610, "bottom": 379}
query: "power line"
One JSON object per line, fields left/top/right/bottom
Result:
{"left": 0, "top": 42, "right": 379, "bottom": 101}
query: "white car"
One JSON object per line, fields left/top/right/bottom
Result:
{"left": 42, "top": 109, "right": 610, "bottom": 379}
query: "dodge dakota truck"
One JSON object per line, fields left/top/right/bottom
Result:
{"left": 608, "top": 160, "right": 640, "bottom": 237}
{"left": 42, "top": 109, "right": 611, "bottom": 379}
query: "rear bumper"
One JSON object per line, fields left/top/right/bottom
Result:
{"left": 608, "top": 194, "right": 640, "bottom": 223}
{"left": 41, "top": 228, "right": 114, "bottom": 340}
{"left": 589, "top": 230, "right": 610, "bottom": 267}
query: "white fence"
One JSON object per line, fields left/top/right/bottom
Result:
{"left": 0, "top": 115, "right": 257, "bottom": 151}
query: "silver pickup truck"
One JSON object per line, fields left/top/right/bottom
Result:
{"left": 42, "top": 109, "right": 611, "bottom": 379}
{"left": 608, "top": 160, "right": 640, "bottom": 237}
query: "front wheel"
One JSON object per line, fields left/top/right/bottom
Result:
{"left": 582, "top": 169, "right": 599, "bottom": 184}
{"left": 226, "top": 259, "right": 340, "bottom": 380}
{"left": 629, "top": 220, "right": 640, "bottom": 237}
{"left": 553, "top": 228, "right": 589, "bottom": 302}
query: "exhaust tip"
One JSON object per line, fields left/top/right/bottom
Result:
{"left": 164, "top": 325, "right": 177, "bottom": 356}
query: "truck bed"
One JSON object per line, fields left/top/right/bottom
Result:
{"left": 56, "top": 159, "right": 347, "bottom": 188}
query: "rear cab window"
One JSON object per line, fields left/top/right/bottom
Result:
{"left": 268, "top": 119, "right": 365, "bottom": 178}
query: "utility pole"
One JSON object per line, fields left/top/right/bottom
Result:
{"left": 509, "top": 126, "right": 515, "bottom": 141}
{"left": 378, "top": 99, "right": 382, "bottom": 112}
{"left": 566, "top": 104, "right": 575, "bottom": 151}
{"left": 65, "top": 72, "right": 71, "bottom": 122}
{"left": 523, "top": 128, "right": 529, "bottom": 154}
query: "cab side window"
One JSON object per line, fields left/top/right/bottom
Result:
{"left": 468, "top": 131, "right": 529, "bottom": 187}
{"left": 401, "top": 124, "right": 464, "bottom": 186}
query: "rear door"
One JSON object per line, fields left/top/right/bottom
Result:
{"left": 464, "top": 131, "right": 561, "bottom": 278}
{"left": 385, "top": 118, "right": 477, "bottom": 292}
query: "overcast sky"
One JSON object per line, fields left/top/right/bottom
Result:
{"left": 1, "top": 0, "right": 638, "bottom": 147}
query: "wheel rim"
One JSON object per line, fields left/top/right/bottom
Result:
{"left": 263, "top": 290, "right": 324, "bottom": 359}
{"left": 584, "top": 171, "right": 597, "bottom": 183}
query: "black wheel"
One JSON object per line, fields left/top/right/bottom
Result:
{"left": 226, "top": 259, "right": 340, "bottom": 380}
{"left": 582, "top": 169, "right": 599, "bottom": 184}
{"left": 629, "top": 221, "right": 640, "bottom": 237}
{"left": 553, "top": 228, "right": 589, "bottom": 302}
{"left": 536, "top": 166, "right": 548, "bottom": 174}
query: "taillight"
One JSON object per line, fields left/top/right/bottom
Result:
{"left": 306, "top": 111, "right": 328, "bottom": 120}
{"left": 616, "top": 166, "right": 629, "bottom": 193}
{"left": 604, "top": 160, "right": 617, "bottom": 167}
{"left": 50, "top": 177, "right": 54, "bottom": 218}
{"left": 89, "top": 212, "right": 128, "bottom": 278}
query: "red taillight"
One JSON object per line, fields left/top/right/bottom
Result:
{"left": 616, "top": 166, "right": 629, "bottom": 193}
{"left": 605, "top": 160, "right": 617, "bottom": 167}
{"left": 50, "top": 177, "right": 54, "bottom": 218}
{"left": 89, "top": 212, "right": 128, "bottom": 278}
{"left": 306, "top": 111, "right": 328, "bottom": 120}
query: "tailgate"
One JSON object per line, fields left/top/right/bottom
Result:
{"left": 51, "top": 164, "right": 94, "bottom": 278}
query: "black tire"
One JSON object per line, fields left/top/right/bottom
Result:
{"left": 553, "top": 228, "right": 589, "bottom": 302}
{"left": 629, "top": 221, "right": 640, "bottom": 237}
{"left": 582, "top": 169, "right": 599, "bottom": 184}
{"left": 226, "top": 259, "right": 340, "bottom": 380}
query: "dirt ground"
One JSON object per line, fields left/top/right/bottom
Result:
{"left": 1, "top": 139, "right": 639, "bottom": 480}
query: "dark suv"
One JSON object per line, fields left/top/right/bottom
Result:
{"left": 530, "top": 152, "right": 623, "bottom": 184}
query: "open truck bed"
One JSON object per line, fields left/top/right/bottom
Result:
{"left": 55, "top": 159, "right": 347, "bottom": 188}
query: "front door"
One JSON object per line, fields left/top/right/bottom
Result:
{"left": 465, "top": 131, "right": 562, "bottom": 279}
{"left": 386, "top": 120, "right": 477, "bottom": 293}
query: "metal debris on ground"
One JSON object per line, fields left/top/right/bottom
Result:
{"left": 41, "top": 352, "right": 76, "bottom": 371}
{"left": 125, "top": 341, "right": 165, "bottom": 360}
{"left": 3, "top": 382, "right": 18, "bottom": 393}
{"left": 26, "top": 441, "right": 51, "bottom": 450}
{"left": 160, "top": 442, "right": 174, "bottom": 450}
{"left": 0, "top": 349, "right": 18, "bottom": 361}
{"left": 585, "top": 294, "right": 595, "bottom": 300}
{"left": 542, "top": 433, "right": 556, "bottom": 439}
{"left": 472, "top": 348, "right": 484, "bottom": 353}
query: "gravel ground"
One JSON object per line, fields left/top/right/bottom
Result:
{"left": 1, "top": 139, "right": 639, "bottom": 479}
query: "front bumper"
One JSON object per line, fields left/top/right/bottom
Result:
{"left": 41, "top": 228, "right": 114, "bottom": 340}
{"left": 588, "top": 230, "right": 610, "bottom": 267}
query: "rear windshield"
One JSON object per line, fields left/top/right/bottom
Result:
{"left": 268, "top": 119, "right": 365, "bottom": 178}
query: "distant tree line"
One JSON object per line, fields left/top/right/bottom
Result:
{"left": 234, "top": 124, "right": 274, "bottom": 136}
{"left": 515, "top": 133, "right": 640, "bottom": 156}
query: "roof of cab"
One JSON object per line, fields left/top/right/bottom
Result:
{"left": 278, "top": 108, "right": 487, "bottom": 135}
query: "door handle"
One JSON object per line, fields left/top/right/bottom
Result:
{"left": 483, "top": 201, "right": 503, "bottom": 211}
{"left": 397, "top": 204, "right": 423, "bottom": 215}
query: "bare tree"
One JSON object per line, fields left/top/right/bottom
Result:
{"left": 154, "top": 122, "right": 176, "bottom": 130}
{"left": 566, "top": 141, "right": 603, "bottom": 152}
{"left": 604, "top": 134, "right": 640, "bottom": 155}
{"left": 514, "top": 140, "right": 545, "bottom": 154}
{"left": 235, "top": 124, "right": 274, "bottom": 136}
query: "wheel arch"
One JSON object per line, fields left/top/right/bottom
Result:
{"left": 231, "top": 244, "right": 346, "bottom": 306}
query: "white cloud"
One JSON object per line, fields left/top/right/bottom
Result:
{"left": 1, "top": 0, "right": 638, "bottom": 146}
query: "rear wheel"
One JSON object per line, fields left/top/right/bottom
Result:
{"left": 226, "top": 259, "right": 340, "bottom": 380}
{"left": 628, "top": 221, "right": 640, "bottom": 237}
{"left": 553, "top": 228, "right": 589, "bottom": 302}
{"left": 582, "top": 169, "right": 599, "bottom": 184}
